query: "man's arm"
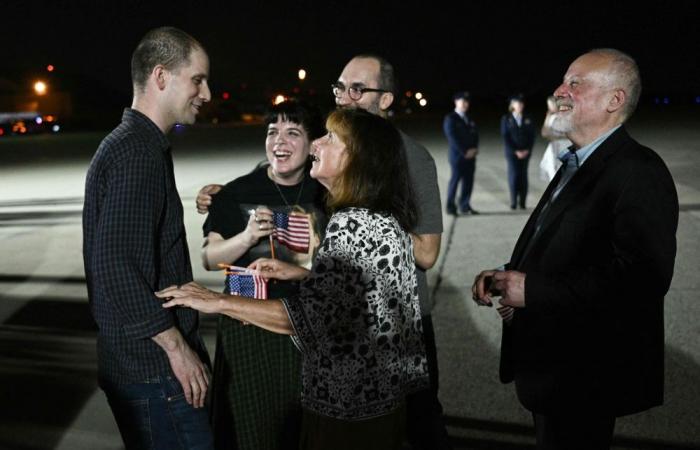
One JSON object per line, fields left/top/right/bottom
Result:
{"left": 403, "top": 134, "right": 443, "bottom": 233}
{"left": 152, "top": 327, "right": 210, "bottom": 408}
{"left": 196, "top": 184, "right": 223, "bottom": 214}
{"left": 93, "top": 152, "right": 175, "bottom": 338}
{"left": 411, "top": 233, "right": 441, "bottom": 270}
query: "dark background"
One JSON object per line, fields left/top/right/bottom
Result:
{"left": 1, "top": 0, "right": 699, "bottom": 127}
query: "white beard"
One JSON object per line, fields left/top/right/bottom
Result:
{"left": 551, "top": 112, "right": 572, "bottom": 135}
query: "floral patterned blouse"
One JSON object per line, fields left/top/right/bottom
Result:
{"left": 282, "top": 207, "right": 428, "bottom": 420}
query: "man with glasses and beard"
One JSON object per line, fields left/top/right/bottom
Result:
{"left": 331, "top": 55, "right": 448, "bottom": 449}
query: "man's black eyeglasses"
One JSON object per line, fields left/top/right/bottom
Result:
{"left": 331, "top": 83, "right": 389, "bottom": 101}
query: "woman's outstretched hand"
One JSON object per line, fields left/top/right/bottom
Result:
{"left": 248, "top": 258, "right": 310, "bottom": 281}
{"left": 157, "top": 282, "right": 226, "bottom": 314}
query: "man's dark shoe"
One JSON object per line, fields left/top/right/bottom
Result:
{"left": 446, "top": 206, "right": 457, "bottom": 216}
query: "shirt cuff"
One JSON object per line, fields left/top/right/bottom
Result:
{"left": 122, "top": 309, "right": 175, "bottom": 340}
{"left": 280, "top": 296, "right": 314, "bottom": 355}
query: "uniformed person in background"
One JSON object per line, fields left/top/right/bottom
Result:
{"left": 501, "top": 94, "right": 536, "bottom": 210}
{"left": 443, "top": 91, "right": 480, "bottom": 215}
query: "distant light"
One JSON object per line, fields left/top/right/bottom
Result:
{"left": 45, "top": 115, "right": 55, "bottom": 122}
{"left": 34, "top": 81, "right": 47, "bottom": 95}
{"left": 35, "top": 116, "right": 43, "bottom": 125}
{"left": 415, "top": 92, "right": 423, "bottom": 100}
{"left": 173, "top": 124, "right": 185, "bottom": 132}
{"left": 663, "top": 97, "right": 670, "bottom": 105}
{"left": 0, "top": 128, "right": 4, "bottom": 136}
{"left": 298, "top": 69, "right": 307, "bottom": 81}
{"left": 13, "top": 122, "right": 27, "bottom": 133}
{"left": 695, "top": 96, "right": 700, "bottom": 104}
{"left": 405, "top": 90, "right": 412, "bottom": 97}
{"left": 52, "top": 124, "right": 60, "bottom": 133}
{"left": 273, "top": 94, "right": 286, "bottom": 105}
{"left": 222, "top": 91, "right": 230, "bottom": 100}
{"left": 419, "top": 98, "right": 428, "bottom": 107}
{"left": 47, "top": 64, "right": 55, "bottom": 72}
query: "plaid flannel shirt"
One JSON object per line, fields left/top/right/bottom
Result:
{"left": 83, "top": 108, "right": 207, "bottom": 385}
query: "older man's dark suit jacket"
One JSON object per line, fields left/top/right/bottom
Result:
{"left": 500, "top": 126, "right": 678, "bottom": 417}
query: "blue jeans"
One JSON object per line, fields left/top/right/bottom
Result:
{"left": 102, "top": 375, "right": 213, "bottom": 450}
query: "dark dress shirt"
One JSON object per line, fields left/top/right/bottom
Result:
{"left": 83, "top": 108, "right": 207, "bottom": 386}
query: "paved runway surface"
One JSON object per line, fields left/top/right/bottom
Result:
{"left": 1, "top": 109, "right": 698, "bottom": 449}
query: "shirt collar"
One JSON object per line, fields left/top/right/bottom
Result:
{"left": 121, "top": 108, "right": 170, "bottom": 153}
{"left": 558, "top": 125, "right": 621, "bottom": 166}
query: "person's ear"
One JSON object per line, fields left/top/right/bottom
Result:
{"left": 153, "top": 65, "right": 168, "bottom": 91}
{"left": 607, "top": 89, "right": 626, "bottom": 114}
{"left": 379, "top": 92, "right": 394, "bottom": 111}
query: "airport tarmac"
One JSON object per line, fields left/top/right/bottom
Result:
{"left": 1, "top": 109, "right": 698, "bottom": 449}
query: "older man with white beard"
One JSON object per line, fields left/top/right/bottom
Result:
{"left": 472, "top": 49, "right": 678, "bottom": 450}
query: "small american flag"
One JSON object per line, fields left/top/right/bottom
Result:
{"left": 226, "top": 271, "right": 268, "bottom": 300}
{"left": 272, "top": 212, "right": 310, "bottom": 253}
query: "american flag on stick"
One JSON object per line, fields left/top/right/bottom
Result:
{"left": 222, "top": 264, "right": 268, "bottom": 300}
{"left": 272, "top": 212, "right": 310, "bottom": 253}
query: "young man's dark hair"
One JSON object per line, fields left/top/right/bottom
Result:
{"left": 131, "top": 26, "right": 204, "bottom": 93}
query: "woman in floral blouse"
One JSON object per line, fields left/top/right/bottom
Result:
{"left": 158, "top": 108, "right": 428, "bottom": 449}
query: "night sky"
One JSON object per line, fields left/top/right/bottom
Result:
{"left": 2, "top": 1, "right": 699, "bottom": 116}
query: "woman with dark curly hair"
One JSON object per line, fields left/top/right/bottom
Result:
{"left": 200, "top": 100, "right": 327, "bottom": 450}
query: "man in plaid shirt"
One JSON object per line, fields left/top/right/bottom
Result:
{"left": 83, "top": 27, "right": 214, "bottom": 449}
